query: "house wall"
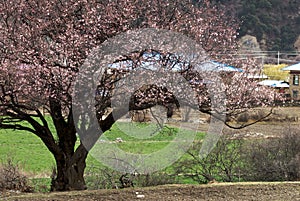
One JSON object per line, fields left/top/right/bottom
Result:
{"left": 289, "top": 70, "right": 300, "bottom": 100}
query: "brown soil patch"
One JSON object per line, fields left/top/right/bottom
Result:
{"left": 176, "top": 106, "right": 300, "bottom": 138}
{"left": 4, "top": 182, "right": 300, "bottom": 201}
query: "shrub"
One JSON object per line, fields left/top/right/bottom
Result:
{"left": 0, "top": 158, "right": 33, "bottom": 192}
{"left": 173, "top": 136, "right": 244, "bottom": 184}
{"left": 243, "top": 127, "right": 300, "bottom": 181}
{"left": 133, "top": 173, "right": 176, "bottom": 187}
{"left": 85, "top": 166, "right": 176, "bottom": 189}
{"left": 85, "top": 166, "right": 121, "bottom": 189}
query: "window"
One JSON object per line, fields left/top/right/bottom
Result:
{"left": 293, "top": 75, "right": 299, "bottom": 85}
{"left": 293, "top": 90, "right": 298, "bottom": 99}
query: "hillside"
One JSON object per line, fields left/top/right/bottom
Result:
{"left": 212, "top": 0, "right": 300, "bottom": 52}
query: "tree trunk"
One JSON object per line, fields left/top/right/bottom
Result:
{"left": 50, "top": 145, "right": 88, "bottom": 191}
{"left": 48, "top": 99, "right": 90, "bottom": 191}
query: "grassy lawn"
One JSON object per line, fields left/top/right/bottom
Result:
{"left": 100, "top": 123, "right": 203, "bottom": 154}
{"left": 0, "top": 121, "right": 205, "bottom": 175}
{"left": 0, "top": 129, "right": 55, "bottom": 174}
{"left": 0, "top": 120, "right": 209, "bottom": 192}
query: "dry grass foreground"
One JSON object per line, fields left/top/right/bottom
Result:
{"left": 3, "top": 182, "right": 300, "bottom": 201}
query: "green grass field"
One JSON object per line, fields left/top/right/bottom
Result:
{"left": 0, "top": 121, "right": 204, "bottom": 175}
{"left": 0, "top": 129, "right": 55, "bottom": 173}
{"left": 1, "top": 120, "right": 247, "bottom": 192}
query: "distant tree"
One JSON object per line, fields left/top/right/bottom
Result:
{"left": 0, "top": 0, "right": 275, "bottom": 191}
{"left": 263, "top": 64, "right": 289, "bottom": 80}
{"left": 236, "top": 0, "right": 299, "bottom": 51}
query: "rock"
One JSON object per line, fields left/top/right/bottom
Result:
{"left": 294, "top": 35, "right": 300, "bottom": 51}
{"left": 136, "top": 192, "right": 145, "bottom": 198}
{"left": 115, "top": 137, "right": 123, "bottom": 143}
{"left": 238, "top": 35, "right": 262, "bottom": 52}
{"left": 137, "top": 194, "right": 145, "bottom": 198}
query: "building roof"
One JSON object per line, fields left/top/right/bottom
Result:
{"left": 198, "top": 61, "right": 243, "bottom": 72}
{"left": 281, "top": 62, "right": 300, "bottom": 71}
{"left": 258, "top": 80, "right": 289, "bottom": 88}
{"left": 247, "top": 74, "right": 268, "bottom": 79}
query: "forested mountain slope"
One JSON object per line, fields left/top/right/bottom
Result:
{"left": 211, "top": 0, "right": 300, "bottom": 51}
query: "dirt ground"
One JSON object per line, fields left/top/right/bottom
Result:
{"left": 176, "top": 106, "right": 300, "bottom": 138}
{"left": 3, "top": 182, "right": 300, "bottom": 201}
{"left": 223, "top": 106, "right": 300, "bottom": 138}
